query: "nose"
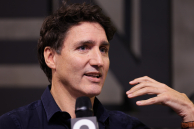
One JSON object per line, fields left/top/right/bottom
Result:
{"left": 89, "top": 48, "right": 103, "bottom": 67}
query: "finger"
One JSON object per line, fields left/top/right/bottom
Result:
{"left": 136, "top": 96, "right": 162, "bottom": 106}
{"left": 127, "top": 86, "right": 160, "bottom": 98}
{"left": 126, "top": 81, "right": 158, "bottom": 94}
{"left": 129, "top": 76, "right": 158, "bottom": 85}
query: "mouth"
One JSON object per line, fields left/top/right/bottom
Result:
{"left": 84, "top": 72, "right": 102, "bottom": 78}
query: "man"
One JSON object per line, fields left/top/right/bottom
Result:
{"left": 0, "top": 2, "right": 194, "bottom": 129}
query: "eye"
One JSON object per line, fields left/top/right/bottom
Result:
{"left": 78, "top": 45, "right": 87, "bottom": 51}
{"left": 80, "top": 46, "right": 85, "bottom": 50}
{"left": 100, "top": 47, "right": 108, "bottom": 53}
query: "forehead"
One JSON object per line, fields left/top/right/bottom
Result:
{"left": 63, "top": 22, "right": 108, "bottom": 45}
{"left": 70, "top": 22, "right": 105, "bottom": 33}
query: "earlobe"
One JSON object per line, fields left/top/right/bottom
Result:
{"left": 44, "top": 47, "right": 56, "bottom": 69}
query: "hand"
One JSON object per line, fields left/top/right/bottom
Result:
{"left": 126, "top": 76, "right": 194, "bottom": 122}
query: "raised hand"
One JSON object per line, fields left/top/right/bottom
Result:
{"left": 126, "top": 76, "right": 194, "bottom": 122}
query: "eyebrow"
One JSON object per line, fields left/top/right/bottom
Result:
{"left": 101, "top": 41, "right": 110, "bottom": 46}
{"left": 75, "top": 40, "right": 110, "bottom": 46}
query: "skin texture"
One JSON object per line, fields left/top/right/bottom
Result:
{"left": 44, "top": 22, "right": 110, "bottom": 118}
{"left": 126, "top": 76, "right": 194, "bottom": 123}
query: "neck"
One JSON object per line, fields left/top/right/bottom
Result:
{"left": 50, "top": 81, "right": 95, "bottom": 119}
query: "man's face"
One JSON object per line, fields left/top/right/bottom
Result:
{"left": 53, "top": 22, "right": 110, "bottom": 98}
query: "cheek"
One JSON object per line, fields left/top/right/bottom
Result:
{"left": 104, "top": 58, "right": 110, "bottom": 71}
{"left": 67, "top": 56, "right": 87, "bottom": 72}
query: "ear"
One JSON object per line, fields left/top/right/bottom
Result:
{"left": 44, "top": 47, "right": 56, "bottom": 69}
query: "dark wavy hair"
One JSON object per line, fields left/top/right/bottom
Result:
{"left": 37, "top": 2, "right": 116, "bottom": 83}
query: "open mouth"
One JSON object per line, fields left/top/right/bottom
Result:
{"left": 84, "top": 73, "right": 102, "bottom": 78}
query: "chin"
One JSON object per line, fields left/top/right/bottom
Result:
{"left": 85, "top": 89, "right": 101, "bottom": 98}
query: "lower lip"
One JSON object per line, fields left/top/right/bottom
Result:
{"left": 84, "top": 75, "right": 101, "bottom": 83}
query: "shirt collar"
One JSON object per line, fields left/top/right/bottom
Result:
{"left": 93, "top": 97, "right": 110, "bottom": 123}
{"left": 41, "top": 85, "right": 110, "bottom": 123}
{"left": 41, "top": 85, "right": 62, "bottom": 122}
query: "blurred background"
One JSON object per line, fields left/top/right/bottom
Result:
{"left": 0, "top": 0, "right": 194, "bottom": 128}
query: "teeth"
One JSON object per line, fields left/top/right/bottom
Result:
{"left": 85, "top": 74, "right": 100, "bottom": 78}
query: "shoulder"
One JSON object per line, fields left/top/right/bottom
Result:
{"left": 107, "top": 110, "right": 150, "bottom": 129}
{"left": 0, "top": 100, "right": 42, "bottom": 129}
{"left": 108, "top": 110, "right": 138, "bottom": 124}
{"left": 0, "top": 113, "right": 19, "bottom": 129}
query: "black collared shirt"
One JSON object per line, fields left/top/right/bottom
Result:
{"left": 0, "top": 85, "right": 149, "bottom": 129}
